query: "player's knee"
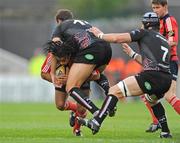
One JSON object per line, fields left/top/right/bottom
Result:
{"left": 66, "top": 85, "right": 71, "bottom": 93}
{"left": 108, "top": 85, "right": 123, "bottom": 98}
{"left": 56, "top": 102, "right": 65, "bottom": 111}
{"left": 66, "top": 84, "right": 80, "bottom": 93}
{"left": 41, "top": 72, "right": 46, "bottom": 80}
{"left": 109, "top": 81, "right": 131, "bottom": 98}
{"left": 144, "top": 94, "right": 158, "bottom": 105}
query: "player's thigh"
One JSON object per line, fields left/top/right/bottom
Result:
{"left": 109, "top": 76, "right": 143, "bottom": 98}
{"left": 66, "top": 63, "right": 96, "bottom": 91}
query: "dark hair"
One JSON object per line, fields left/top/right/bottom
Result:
{"left": 151, "top": 0, "right": 168, "bottom": 6}
{"left": 142, "top": 12, "right": 160, "bottom": 30}
{"left": 44, "top": 38, "right": 76, "bottom": 58}
{"left": 55, "top": 9, "right": 73, "bottom": 23}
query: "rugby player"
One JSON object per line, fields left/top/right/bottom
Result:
{"left": 80, "top": 12, "right": 173, "bottom": 138}
{"left": 142, "top": 0, "right": 180, "bottom": 132}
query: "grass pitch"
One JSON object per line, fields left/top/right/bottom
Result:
{"left": 0, "top": 101, "right": 179, "bottom": 143}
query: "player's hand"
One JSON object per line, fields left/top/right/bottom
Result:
{"left": 56, "top": 74, "right": 68, "bottom": 85}
{"left": 51, "top": 73, "right": 62, "bottom": 88}
{"left": 88, "top": 27, "right": 104, "bottom": 38}
{"left": 121, "top": 43, "right": 134, "bottom": 57}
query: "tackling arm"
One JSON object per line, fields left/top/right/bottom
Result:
{"left": 89, "top": 27, "right": 132, "bottom": 43}
{"left": 50, "top": 37, "right": 62, "bottom": 86}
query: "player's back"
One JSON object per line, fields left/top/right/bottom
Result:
{"left": 53, "top": 19, "right": 104, "bottom": 50}
{"left": 61, "top": 19, "right": 92, "bottom": 36}
{"left": 138, "top": 29, "right": 170, "bottom": 73}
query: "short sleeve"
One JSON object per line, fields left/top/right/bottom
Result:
{"left": 130, "top": 29, "right": 145, "bottom": 42}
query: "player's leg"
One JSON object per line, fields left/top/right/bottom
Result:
{"left": 73, "top": 103, "right": 87, "bottom": 136}
{"left": 79, "top": 71, "right": 172, "bottom": 136}
{"left": 165, "top": 80, "right": 180, "bottom": 114}
{"left": 95, "top": 73, "right": 117, "bottom": 117}
{"left": 78, "top": 76, "right": 143, "bottom": 134}
{"left": 142, "top": 61, "right": 180, "bottom": 132}
{"left": 144, "top": 94, "right": 172, "bottom": 138}
{"left": 141, "top": 95, "right": 160, "bottom": 132}
{"left": 71, "top": 86, "right": 90, "bottom": 136}
{"left": 66, "top": 63, "right": 100, "bottom": 115}
{"left": 165, "top": 61, "right": 180, "bottom": 114}
{"left": 67, "top": 41, "right": 112, "bottom": 116}
{"left": 55, "top": 87, "right": 77, "bottom": 112}
{"left": 95, "top": 73, "right": 110, "bottom": 95}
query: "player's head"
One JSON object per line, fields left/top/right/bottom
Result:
{"left": 142, "top": 12, "right": 160, "bottom": 30}
{"left": 55, "top": 9, "right": 73, "bottom": 24}
{"left": 151, "top": 0, "right": 168, "bottom": 6}
{"left": 45, "top": 39, "right": 76, "bottom": 59}
{"left": 59, "top": 56, "right": 71, "bottom": 66}
{"left": 151, "top": 0, "right": 168, "bottom": 18}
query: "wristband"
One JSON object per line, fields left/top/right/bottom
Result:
{"left": 132, "top": 53, "right": 138, "bottom": 59}
{"left": 129, "top": 50, "right": 138, "bottom": 59}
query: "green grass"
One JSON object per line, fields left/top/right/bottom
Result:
{"left": 0, "top": 101, "right": 179, "bottom": 143}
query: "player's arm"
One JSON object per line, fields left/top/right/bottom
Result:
{"left": 121, "top": 43, "right": 142, "bottom": 65}
{"left": 166, "top": 18, "right": 178, "bottom": 47}
{"left": 49, "top": 37, "right": 62, "bottom": 86}
{"left": 89, "top": 27, "right": 132, "bottom": 43}
{"left": 41, "top": 72, "right": 52, "bottom": 83}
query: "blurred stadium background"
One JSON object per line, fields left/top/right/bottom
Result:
{"left": 0, "top": 0, "right": 179, "bottom": 102}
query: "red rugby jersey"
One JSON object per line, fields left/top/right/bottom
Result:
{"left": 159, "top": 14, "right": 179, "bottom": 61}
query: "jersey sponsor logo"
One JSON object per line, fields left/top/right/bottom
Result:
{"left": 74, "top": 32, "right": 91, "bottom": 49}
{"left": 168, "top": 30, "right": 175, "bottom": 37}
{"left": 144, "top": 81, "right": 152, "bottom": 91}
{"left": 84, "top": 54, "right": 94, "bottom": 60}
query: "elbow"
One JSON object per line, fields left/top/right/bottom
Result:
{"left": 112, "top": 36, "right": 121, "bottom": 43}
{"left": 41, "top": 72, "right": 46, "bottom": 80}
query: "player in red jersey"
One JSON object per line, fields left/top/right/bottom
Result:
{"left": 138, "top": 0, "right": 179, "bottom": 132}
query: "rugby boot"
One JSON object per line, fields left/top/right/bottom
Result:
{"left": 109, "top": 106, "right": 117, "bottom": 117}
{"left": 160, "top": 132, "right": 172, "bottom": 138}
{"left": 77, "top": 117, "right": 100, "bottom": 135}
{"left": 146, "top": 123, "right": 161, "bottom": 132}
{"left": 69, "top": 111, "right": 76, "bottom": 127}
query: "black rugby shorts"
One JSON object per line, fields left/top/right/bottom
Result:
{"left": 73, "top": 41, "right": 112, "bottom": 68}
{"left": 135, "top": 70, "right": 172, "bottom": 99}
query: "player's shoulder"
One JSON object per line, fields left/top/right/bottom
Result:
{"left": 61, "top": 19, "right": 74, "bottom": 26}
{"left": 164, "top": 14, "right": 178, "bottom": 24}
{"left": 56, "top": 19, "right": 75, "bottom": 32}
{"left": 130, "top": 28, "right": 146, "bottom": 35}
